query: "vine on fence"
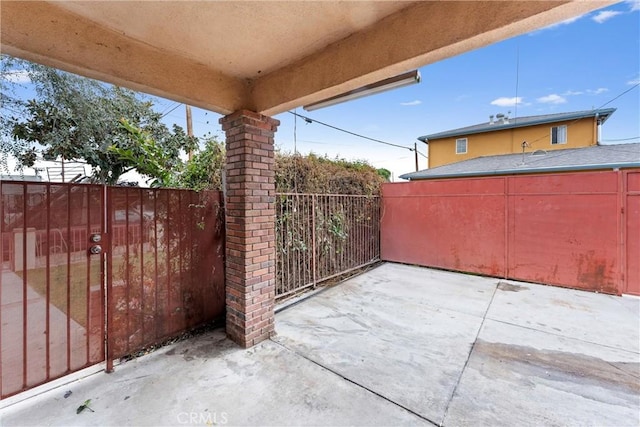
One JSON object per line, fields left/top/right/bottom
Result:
{"left": 275, "top": 194, "right": 380, "bottom": 298}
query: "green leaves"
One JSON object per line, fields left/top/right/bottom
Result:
{"left": 177, "top": 136, "right": 225, "bottom": 191}
{"left": 2, "top": 56, "right": 196, "bottom": 185}
{"left": 109, "top": 119, "right": 180, "bottom": 188}
{"left": 76, "top": 399, "right": 94, "bottom": 414}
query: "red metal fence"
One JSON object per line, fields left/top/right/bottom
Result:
{"left": 1, "top": 181, "right": 225, "bottom": 399}
{"left": 106, "top": 187, "right": 225, "bottom": 367}
{"left": 381, "top": 170, "right": 639, "bottom": 296}
{"left": 276, "top": 194, "right": 380, "bottom": 299}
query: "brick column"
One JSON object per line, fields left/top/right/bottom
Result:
{"left": 219, "top": 110, "right": 280, "bottom": 348}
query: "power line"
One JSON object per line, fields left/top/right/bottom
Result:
{"left": 525, "top": 83, "right": 640, "bottom": 148}
{"left": 160, "top": 103, "right": 181, "bottom": 118}
{"left": 159, "top": 101, "right": 180, "bottom": 115}
{"left": 601, "top": 136, "right": 640, "bottom": 142}
{"left": 287, "top": 110, "right": 414, "bottom": 151}
{"left": 598, "top": 83, "right": 639, "bottom": 109}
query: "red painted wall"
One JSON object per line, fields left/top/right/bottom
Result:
{"left": 625, "top": 171, "right": 640, "bottom": 295}
{"left": 381, "top": 178, "right": 506, "bottom": 277}
{"left": 381, "top": 170, "right": 639, "bottom": 295}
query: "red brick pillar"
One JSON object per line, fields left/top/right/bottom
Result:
{"left": 219, "top": 110, "right": 280, "bottom": 347}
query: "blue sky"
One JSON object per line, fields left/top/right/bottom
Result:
{"left": 157, "top": 0, "right": 639, "bottom": 181}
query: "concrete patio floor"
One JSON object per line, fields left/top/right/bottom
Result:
{"left": 1, "top": 262, "right": 638, "bottom": 426}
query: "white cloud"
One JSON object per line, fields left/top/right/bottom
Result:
{"left": 627, "top": 0, "right": 640, "bottom": 12}
{"left": 559, "top": 88, "right": 609, "bottom": 98}
{"left": 537, "top": 94, "right": 567, "bottom": 104}
{"left": 532, "top": 15, "right": 583, "bottom": 34}
{"left": 2, "top": 70, "right": 31, "bottom": 83}
{"left": 587, "top": 87, "right": 608, "bottom": 95}
{"left": 490, "top": 97, "right": 523, "bottom": 107}
{"left": 556, "top": 16, "right": 582, "bottom": 26}
{"left": 592, "top": 10, "right": 623, "bottom": 23}
{"left": 400, "top": 100, "right": 422, "bottom": 106}
{"left": 628, "top": 76, "right": 640, "bottom": 85}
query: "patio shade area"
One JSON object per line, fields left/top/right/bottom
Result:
{"left": 1, "top": 263, "right": 638, "bottom": 426}
{"left": 1, "top": 1, "right": 613, "bottom": 115}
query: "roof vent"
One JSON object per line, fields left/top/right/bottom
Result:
{"left": 532, "top": 149, "right": 547, "bottom": 156}
{"left": 494, "top": 113, "right": 510, "bottom": 124}
{"left": 489, "top": 115, "right": 494, "bottom": 124}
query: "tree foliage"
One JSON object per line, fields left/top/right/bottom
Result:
{"left": 108, "top": 119, "right": 182, "bottom": 188}
{"left": 176, "top": 137, "right": 225, "bottom": 191}
{"left": 275, "top": 152, "right": 385, "bottom": 195}
{"left": 1, "top": 57, "right": 388, "bottom": 194}
{"left": 1, "top": 56, "right": 196, "bottom": 184}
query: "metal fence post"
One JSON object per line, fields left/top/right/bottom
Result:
{"left": 312, "top": 194, "right": 317, "bottom": 288}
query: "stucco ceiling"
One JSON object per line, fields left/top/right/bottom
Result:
{"left": 1, "top": 1, "right": 613, "bottom": 116}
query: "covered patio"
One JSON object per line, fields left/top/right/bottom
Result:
{"left": 0, "top": 0, "right": 615, "bottom": 349}
{"left": 1, "top": 263, "right": 638, "bottom": 426}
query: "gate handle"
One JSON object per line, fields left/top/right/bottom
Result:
{"left": 90, "top": 245, "right": 102, "bottom": 255}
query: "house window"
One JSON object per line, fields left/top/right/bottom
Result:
{"left": 551, "top": 125, "right": 567, "bottom": 144}
{"left": 456, "top": 138, "right": 467, "bottom": 154}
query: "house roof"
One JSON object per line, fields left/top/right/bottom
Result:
{"left": 0, "top": 1, "right": 613, "bottom": 116}
{"left": 400, "top": 143, "right": 640, "bottom": 181}
{"left": 418, "top": 108, "right": 616, "bottom": 142}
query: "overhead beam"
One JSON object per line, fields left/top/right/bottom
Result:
{"left": 1, "top": 1, "right": 614, "bottom": 117}
{"left": 251, "top": 0, "right": 614, "bottom": 116}
{"left": 0, "top": 1, "right": 247, "bottom": 115}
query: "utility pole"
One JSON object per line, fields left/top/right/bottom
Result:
{"left": 186, "top": 104, "right": 194, "bottom": 160}
{"left": 414, "top": 142, "right": 418, "bottom": 171}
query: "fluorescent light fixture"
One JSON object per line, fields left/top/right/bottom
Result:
{"left": 303, "top": 70, "right": 421, "bottom": 111}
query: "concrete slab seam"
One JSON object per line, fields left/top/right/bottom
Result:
{"left": 269, "top": 339, "right": 439, "bottom": 426}
{"left": 483, "top": 317, "right": 640, "bottom": 355}
{"left": 440, "top": 281, "right": 500, "bottom": 426}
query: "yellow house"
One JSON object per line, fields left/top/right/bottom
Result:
{"left": 420, "top": 108, "right": 616, "bottom": 168}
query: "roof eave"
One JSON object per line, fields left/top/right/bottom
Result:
{"left": 422, "top": 108, "right": 617, "bottom": 141}
{"left": 400, "top": 161, "right": 639, "bottom": 181}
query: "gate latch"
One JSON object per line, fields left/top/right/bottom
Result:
{"left": 89, "top": 245, "right": 102, "bottom": 255}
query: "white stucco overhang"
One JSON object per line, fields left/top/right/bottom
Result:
{"left": 1, "top": 1, "right": 613, "bottom": 116}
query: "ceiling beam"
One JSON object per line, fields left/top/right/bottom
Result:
{"left": 251, "top": 0, "right": 614, "bottom": 116}
{"left": 0, "top": 1, "right": 247, "bottom": 115}
{"left": 1, "top": 1, "right": 614, "bottom": 117}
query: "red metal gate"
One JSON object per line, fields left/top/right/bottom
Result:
{"left": 624, "top": 171, "right": 640, "bottom": 295}
{"left": 1, "top": 181, "right": 105, "bottom": 399}
{"left": 381, "top": 169, "right": 639, "bottom": 295}
{"left": 1, "top": 182, "right": 225, "bottom": 400}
